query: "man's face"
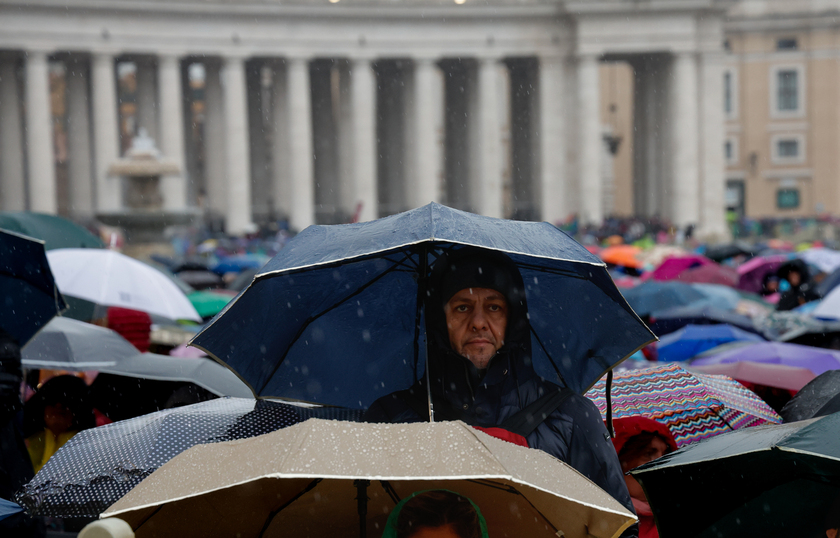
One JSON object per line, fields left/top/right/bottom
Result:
{"left": 444, "top": 287, "right": 508, "bottom": 369}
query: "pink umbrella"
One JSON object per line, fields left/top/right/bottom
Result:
{"left": 170, "top": 343, "right": 207, "bottom": 358}
{"left": 690, "top": 362, "right": 816, "bottom": 392}
{"left": 677, "top": 264, "right": 739, "bottom": 287}
{"left": 646, "top": 255, "right": 713, "bottom": 281}
{"left": 736, "top": 254, "right": 790, "bottom": 294}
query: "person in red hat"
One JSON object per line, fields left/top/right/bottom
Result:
{"left": 611, "top": 416, "right": 678, "bottom": 538}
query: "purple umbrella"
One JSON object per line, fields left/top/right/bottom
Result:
{"left": 691, "top": 341, "right": 840, "bottom": 377}
{"left": 736, "top": 254, "right": 790, "bottom": 294}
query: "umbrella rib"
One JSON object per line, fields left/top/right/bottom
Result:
{"left": 257, "top": 252, "right": 413, "bottom": 395}
{"left": 529, "top": 326, "right": 566, "bottom": 385}
{"left": 465, "top": 479, "right": 560, "bottom": 534}
{"left": 257, "top": 478, "right": 323, "bottom": 538}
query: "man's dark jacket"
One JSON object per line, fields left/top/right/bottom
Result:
{"left": 364, "top": 249, "right": 636, "bottom": 523}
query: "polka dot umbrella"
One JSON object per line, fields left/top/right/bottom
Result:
{"left": 14, "top": 398, "right": 362, "bottom": 518}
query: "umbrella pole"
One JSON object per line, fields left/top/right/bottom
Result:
{"left": 414, "top": 244, "right": 434, "bottom": 422}
{"left": 355, "top": 479, "right": 370, "bottom": 538}
{"left": 606, "top": 369, "right": 614, "bottom": 438}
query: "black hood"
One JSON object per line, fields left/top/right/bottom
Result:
{"left": 423, "top": 247, "right": 533, "bottom": 399}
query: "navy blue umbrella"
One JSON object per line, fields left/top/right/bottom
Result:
{"left": 192, "top": 203, "right": 655, "bottom": 408}
{"left": 0, "top": 229, "right": 66, "bottom": 345}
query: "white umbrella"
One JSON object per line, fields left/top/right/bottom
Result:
{"left": 47, "top": 249, "right": 201, "bottom": 321}
{"left": 813, "top": 285, "right": 840, "bottom": 320}
{"left": 798, "top": 247, "right": 840, "bottom": 274}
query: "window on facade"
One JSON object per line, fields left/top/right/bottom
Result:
{"left": 777, "top": 70, "right": 799, "bottom": 111}
{"left": 725, "top": 141, "right": 733, "bottom": 161}
{"left": 777, "top": 38, "right": 798, "bottom": 51}
{"left": 723, "top": 72, "right": 732, "bottom": 114}
{"left": 777, "top": 188, "right": 800, "bottom": 209}
{"left": 777, "top": 139, "right": 799, "bottom": 158}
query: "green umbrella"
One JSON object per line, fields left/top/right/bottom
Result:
{"left": 187, "top": 290, "right": 233, "bottom": 320}
{"left": 632, "top": 412, "right": 840, "bottom": 538}
{"left": 0, "top": 211, "right": 104, "bottom": 250}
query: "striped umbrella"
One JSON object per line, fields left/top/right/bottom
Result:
{"left": 585, "top": 363, "right": 781, "bottom": 447}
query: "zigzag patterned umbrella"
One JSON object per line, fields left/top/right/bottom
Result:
{"left": 585, "top": 363, "right": 781, "bottom": 447}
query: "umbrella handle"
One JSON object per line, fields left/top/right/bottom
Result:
{"left": 606, "top": 370, "right": 615, "bottom": 438}
{"left": 355, "top": 479, "right": 370, "bottom": 538}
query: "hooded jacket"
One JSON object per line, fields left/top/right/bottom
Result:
{"left": 611, "top": 417, "right": 678, "bottom": 538}
{"left": 776, "top": 259, "right": 819, "bottom": 311}
{"left": 365, "top": 248, "right": 637, "bottom": 522}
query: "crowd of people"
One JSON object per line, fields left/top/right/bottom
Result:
{"left": 4, "top": 207, "right": 840, "bottom": 538}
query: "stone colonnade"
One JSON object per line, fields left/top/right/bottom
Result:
{"left": 0, "top": 48, "right": 725, "bottom": 236}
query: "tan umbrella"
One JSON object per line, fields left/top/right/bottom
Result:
{"left": 103, "top": 419, "right": 635, "bottom": 538}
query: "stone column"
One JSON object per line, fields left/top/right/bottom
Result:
{"left": 158, "top": 54, "right": 187, "bottom": 210}
{"left": 411, "top": 58, "right": 444, "bottom": 208}
{"left": 577, "top": 54, "right": 602, "bottom": 225}
{"left": 270, "top": 60, "right": 291, "bottom": 220}
{"left": 221, "top": 56, "right": 253, "bottom": 234}
{"left": 287, "top": 56, "right": 314, "bottom": 231}
{"left": 539, "top": 55, "right": 569, "bottom": 224}
{"left": 475, "top": 57, "right": 505, "bottom": 218}
{"left": 24, "top": 51, "right": 57, "bottom": 213}
{"left": 350, "top": 58, "right": 377, "bottom": 222}
{"left": 135, "top": 57, "right": 158, "bottom": 142}
{"left": 203, "top": 60, "right": 225, "bottom": 217}
{"left": 65, "top": 58, "right": 94, "bottom": 217}
{"left": 0, "top": 55, "right": 26, "bottom": 211}
{"left": 91, "top": 52, "right": 121, "bottom": 212}
{"left": 670, "top": 52, "right": 700, "bottom": 228}
{"left": 699, "top": 51, "right": 727, "bottom": 239}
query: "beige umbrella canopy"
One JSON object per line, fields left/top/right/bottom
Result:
{"left": 103, "top": 419, "right": 635, "bottom": 538}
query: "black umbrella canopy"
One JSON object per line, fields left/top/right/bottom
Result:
{"left": 632, "top": 412, "right": 840, "bottom": 538}
{"left": 780, "top": 370, "right": 840, "bottom": 422}
{"left": 0, "top": 229, "right": 67, "bottom": 345}
{"left": 192, "top": 203, "right": 655, "bottom": 407}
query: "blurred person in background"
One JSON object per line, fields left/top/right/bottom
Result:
{"left": 611, "top": 416, "right": 678, "bottom": 538}
{"left": 777, "top": 260, "right": 819, "bottom": 311}
{"left": 24, "top": 375, "right": 94, "bottom": 473}
{"left": 0, "top": 328, "right": 44, "bottom": 537}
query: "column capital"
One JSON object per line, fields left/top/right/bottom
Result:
{"left": 24, "top": 49, "right": 51, "bottom": 60}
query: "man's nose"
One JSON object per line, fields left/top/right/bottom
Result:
{"left": 469, "top": 309, "right": 489, "bottom": 330}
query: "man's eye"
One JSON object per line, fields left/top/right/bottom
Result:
{"left": 456, "top": 305, "right": 469, "bottom": 312}
{"left": 488, "top": 304, "right": 500, "bottom": 311}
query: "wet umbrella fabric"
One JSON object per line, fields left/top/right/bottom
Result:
{"left": 620, "top": 281, "right": 708, "bottom": 318}
{"left": 21, "top": 317, "right": 251, "bottom": 398}
{"left": 584, "top": 363, "right": 781, "bottom": 447}
{"left": 0, "top": 211, "right": 104, "bottom": 251}
{"left": 647, "top": 305, "right": 758, "bottom": 337}
{"left": 102, "top": 419, "right": 636, "bottom": 538}
{"left": 0, "top": 229, "right": 67, "bottom": 345}
{"left": 691, "top": 341, "right": 840, "bottom": 377}
{"left": 780, "top": 370, "right": 840, "bottom": 422}
{"left": 656, "top": 324, "right": 765, "bottom": 362}
{"left": 690, "top": 361, "right": 816, "bottom": 392}
{"left": 16, "top": 397, "right": 302, "bottom": 518}
{"left": 192, "top": 203, "right": 655, "bottom": 407}
{"left": 21, "top": 316, "right": 139, "bottom": 369}
{"left": 631, "top": 412, "right": 840, "bottom": 538}
{"left": 47, "top": 249, "right": 201, "bottom": 322}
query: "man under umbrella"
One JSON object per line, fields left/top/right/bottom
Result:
{"left": 365, "top": 249, "right": 635, "bottom": 524}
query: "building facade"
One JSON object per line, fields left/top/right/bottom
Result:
{"left": 0, "top": 0, "right": 729, "bottom": 238}
{"left": 721, "top": 0, "right": 840, "bottom": 220}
